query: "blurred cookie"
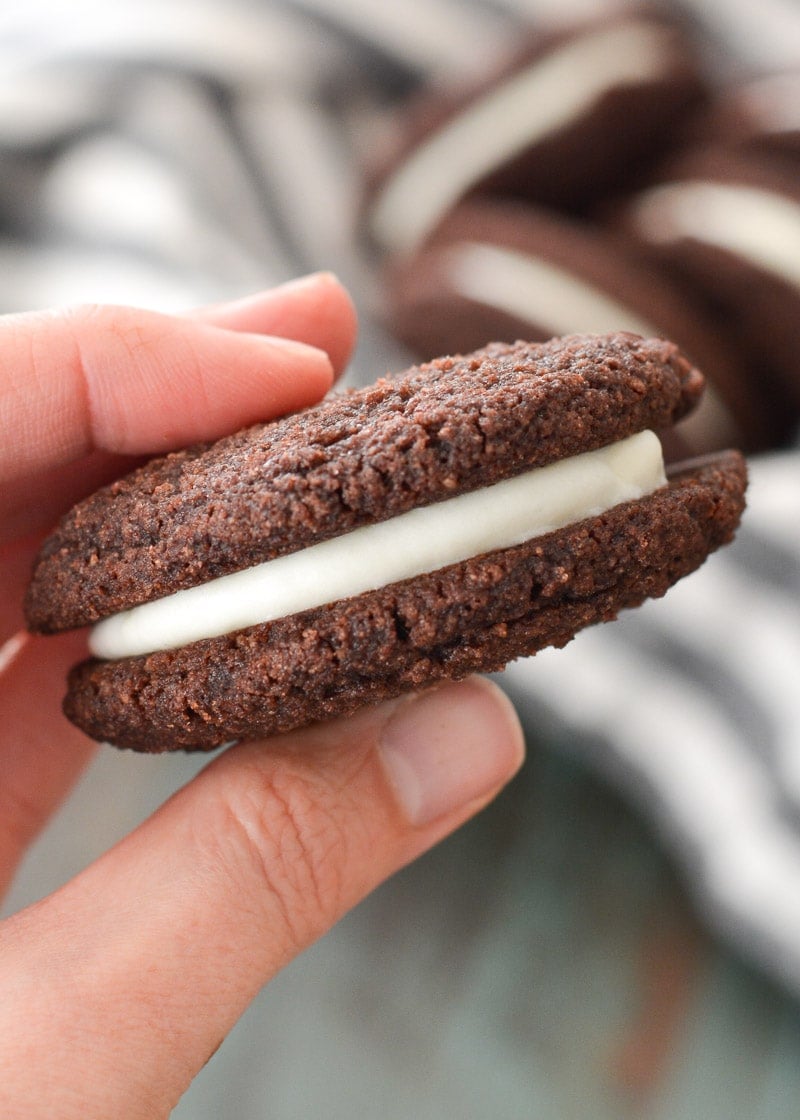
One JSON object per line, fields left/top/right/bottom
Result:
{"left": 365, "top": 9, "right": 707, "bottom": 256}
{"left": 623, "top": 149, "right": 800, "bottom": 436}
{"left": 386, "top": 200, "right": 764, "bottom": 454}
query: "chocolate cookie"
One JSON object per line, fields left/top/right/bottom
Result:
{"left": 622, "top": 149, "right": 800, "bottom": 437}
{"left": 26, "top": 335, "right": 746, "bottom": 752}
{"left": 364, "top": 9, "right": 707, "bottom": 256}
{"left": 385, "top": 200, "right": 763, "bottom": 455}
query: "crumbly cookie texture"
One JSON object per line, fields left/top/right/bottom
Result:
{"left": 26, "top": 333, "right": 701, "bottom": 632}
{"left": 64, "top": 452, "right": 745, "bottom": 752}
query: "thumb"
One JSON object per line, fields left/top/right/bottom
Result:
{"left": 0, "top": 676, "right": 524, "bottom": 1119}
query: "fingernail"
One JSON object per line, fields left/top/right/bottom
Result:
{"left": 378, "top": 678, "right": 525, "bottom": 827}
{"left": 242, "top": 272, "right": 342, "bottom": 306}
{"left": 197, "top": 273, "right": 340, "bottom": 318}
{"left": 253, "top": 332, "right": 332, "bottom": 363}
{"left": 271, "top": 271, "right": 339, "bottom": 295}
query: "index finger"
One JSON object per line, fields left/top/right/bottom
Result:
{"left": 0, "top": 273, "right": 356, "bottom": 488}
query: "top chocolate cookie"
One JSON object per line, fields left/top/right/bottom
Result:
{"left": 26, "top": 333, "right": 701, "bottom": 635}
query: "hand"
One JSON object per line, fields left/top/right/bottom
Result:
{"left": 0, "top": 274, "right": 524, "bottom": 1118}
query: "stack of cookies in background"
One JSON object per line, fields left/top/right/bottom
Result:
{"left": 362, "top": 5, "right": 800, "bottom": 459}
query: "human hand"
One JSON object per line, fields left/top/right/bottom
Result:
{"left": 0, "top": 273, "right": 524, "bottom": 1118}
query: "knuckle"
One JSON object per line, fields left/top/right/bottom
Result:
{"left": 60, "top": 302, "right": 185, "bottom": 449}
{"left": 61, "top": 303, "right": 116, "bottom": 359}
{"left": 63, "top": 301, "right": 107, "bottom": 327}
{"left": 208, "top": 763, "right": 349, "bottom": 952}
{"left": 64, "top": 302, "right": 149, "bottom": 361}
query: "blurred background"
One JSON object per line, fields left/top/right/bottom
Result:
{"left": 2, "top": 0, "right": 800, "bottom": 1115}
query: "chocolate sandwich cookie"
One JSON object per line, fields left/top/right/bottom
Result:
{"left": 385, "top": 200, "right": 763, "bottom": 455}
{"left": 623, "top": 149, "right": 800, "bottom": 435}
{"left": 25, "top": 335, "right": 746, "bottom": 753}
{"left": 364, "top": 9, "right": 706, "bottom": 256}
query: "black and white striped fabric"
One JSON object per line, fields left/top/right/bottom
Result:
{"left": 2, "top": 0, "right": 800, "bottom": 1000}
{"left": 504, "top": 449, "right": 800, "bottom": 994}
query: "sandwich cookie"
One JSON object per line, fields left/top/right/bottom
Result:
{"left": 25, "top": 334, "right": 747, "bottom": 752}
{"left": 385, "top": 200, "right": 763, "bottom": 454}
{"left": 364, "top": 9, "right": 707, "bottom": 256}
{"left": 624, "top": 149, "right": 800, "bottom": 432}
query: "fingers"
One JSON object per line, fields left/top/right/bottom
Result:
{"left": 0, "top": 272, "right": 357, "bottom": 487}
{"left": 0, "top": 271, "right": 356, "bottom": 533}
{"left": 0, "top": 451, "right": 141, "bottom": 547}
{"left": 196, "top": 272, "right": 357, "bottom": 378}
{"left": 0, "top": 273, "right": 359, "bottom": 891}
{"left": 0, "top": 306, "right": 331, "bottom": 483}
{"left": 0, "top": 537, "right": 45, "bottom": 639}
{"left": 0, "top": 678, "right": 524, "bottom": 1117}
{"left": 0, "top": 630, "right": 97, "bottom": 899}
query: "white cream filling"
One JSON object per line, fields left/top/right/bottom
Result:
{"left": 630, "top": 181, "right": 800, "bottom": 292}
{"left": 441, "top": 240, "right": 738, "bottom": 448}
{"left": 443, "top": 240, "right": 658, "bottom": 338}
{"left": 89, "top": 430, "right": 666, "bottom": 660}
{"left": 369, "top": 19, "right": 674, "bottom": 254}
